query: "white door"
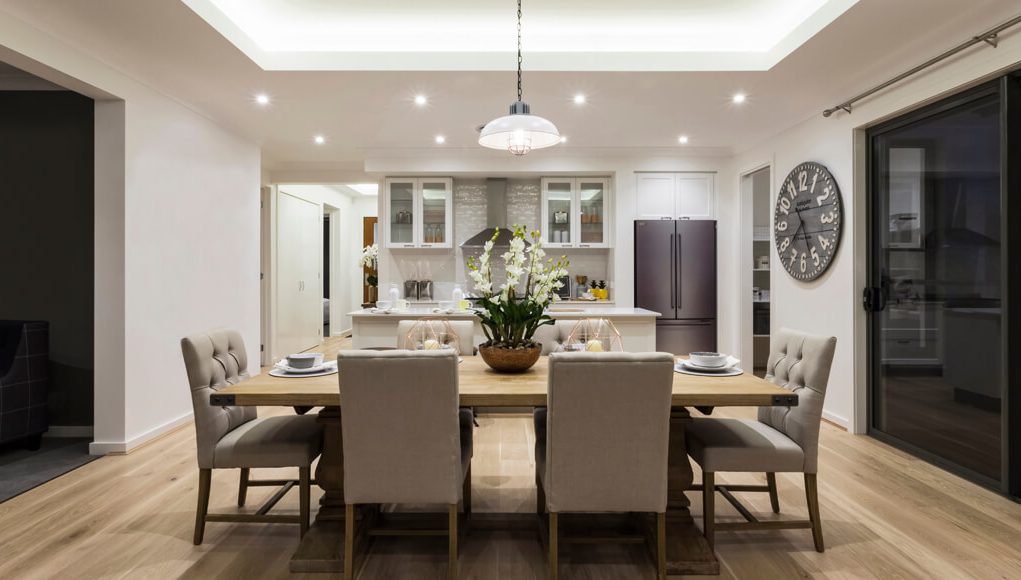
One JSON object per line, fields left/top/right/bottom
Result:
{"left": 636, "top": 173, "right": 677, "bottom": 219}
{"left": 677, "top": 174, "right": 715, "bottom": 219}
{"left": 277, "top": 191, "right": 322, "bottom": 357}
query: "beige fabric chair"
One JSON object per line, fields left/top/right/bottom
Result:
{"left": 685, "top": 328, "right": 837, "bottom": 552}
{"left": 181, "top": 329, "right": 323, "bottom": 545}
{"left": 337, "top": 349, "right": 472, "bottom": 580}
{"left": 534, "top": 352, "right": 675, "bottom": 580}
{"left": 532, "top": 320, "right": 578, "bottom": 355}
{"left": 396, "top": 319, "right": 476, "bottom": 355}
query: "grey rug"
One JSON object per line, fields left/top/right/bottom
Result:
{"left": 0, "top": 437, "right": 98, "bottom": 503}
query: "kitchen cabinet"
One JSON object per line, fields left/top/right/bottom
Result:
{"left": 541, "top": 177, "right": 610, "bottom": 248}
{"left": 384, "top": 177, "right": 453, "bottom": 248}
{"left": 636, "top": 172, "right": 715, "bottom": 220}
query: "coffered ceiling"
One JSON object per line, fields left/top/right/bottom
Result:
{"left": 181, "top": 0, "right": 858, "bottom": 71}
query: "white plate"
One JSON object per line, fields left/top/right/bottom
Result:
{"left": 674, "top": 364, "right": 743, "bottom": 378}
{"left": 681, "top": 356, "right": 740, "bottom": 371}
{"left": 677, "top": 359, "right": 739, "bottom": 373}
{"left": 274, "top": 360, "right": 336, "bottom": 374}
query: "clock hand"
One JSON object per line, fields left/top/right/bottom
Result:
{"left": 793, "top": 206, "right": 811, "bottom": 254}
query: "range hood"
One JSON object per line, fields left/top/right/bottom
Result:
{"left": 459, "top": 178, "right": 530, "bottom": 248}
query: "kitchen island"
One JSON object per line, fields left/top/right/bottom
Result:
{"left": 349, "top": 306, "right": 660, "bottom": 351}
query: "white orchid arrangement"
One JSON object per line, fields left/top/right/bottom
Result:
{"left": 359, "top": 244, "right": 379, "bottom": 269}
{"left": 467, "top": 226, "right": 568, "bottom": 348}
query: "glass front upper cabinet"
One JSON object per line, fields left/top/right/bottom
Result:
{"left": 419, "top": 179, "right": 452, "bottom": 247}
{"left": 385, "top": 177, "right": 453, "bottom": 248}
{"left": 541, "top": 177, "right": 611, "bottom": 248}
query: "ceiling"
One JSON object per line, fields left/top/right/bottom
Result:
{"left": 180, "top": 0, "right": 858, "bottom": 71}
{"left": 0, "top": 0, "right": 1018, "bottom": 171}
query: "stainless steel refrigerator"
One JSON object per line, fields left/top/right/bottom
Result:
{"left": 634, "top": 220, "right": 717, "bottom": 354}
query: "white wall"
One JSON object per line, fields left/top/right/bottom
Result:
{"left": 0, "top": 9, "right": 262, "bottom": 453}
{"left": 723, "top": 30, "right": 1021, "bottom": 431}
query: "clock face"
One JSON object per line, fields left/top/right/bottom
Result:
{"left": 774, "top": 162, "right": 842, "bottom": 282}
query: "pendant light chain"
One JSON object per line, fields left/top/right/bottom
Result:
{"left": 517, "top": 0, "right": 523, "bottom": 103}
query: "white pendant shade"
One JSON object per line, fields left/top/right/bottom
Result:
{"left": 478, "top": 102, "right": 561, "bottom": 156}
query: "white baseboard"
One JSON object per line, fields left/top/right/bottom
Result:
{"left": 332, "top": 328, "right": 352, "bottom": 337}
{"left": 45, "top": 425, "right": 94, "bottom": 438}
{"left": 822, "top": 409, "right": 849, "bottom": 430}
{"left": 88, "top": 411, "right": 194, "bottom": 456}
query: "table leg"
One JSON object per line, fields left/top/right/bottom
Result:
{"left": 664, "top": 407, "right": 719, "bottom": 575}
{"left": 290, "top": 406, "right": 347, "bottom": 572}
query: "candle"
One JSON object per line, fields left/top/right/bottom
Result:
{"left": 585, "top": 339, "right": 604, "bottom": 352}
{"left": 423, "top": 339, "right": 440, "bottom": 350}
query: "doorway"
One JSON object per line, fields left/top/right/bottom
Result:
{"left": 866, "top": 78, "right": 1019, "bottom": 497}
{"left": 749, "top": 168, "right": 772, "bottom": 377}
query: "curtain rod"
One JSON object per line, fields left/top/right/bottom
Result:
{"left": 822, "top": 13, "right": 1021, "bottom": 117}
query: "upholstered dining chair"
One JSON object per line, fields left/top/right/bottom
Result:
{"left": 534, "top": 352, "right": 675, "bottom": 580}
{"left": 180, "top": 329, "right": 324, "bottom": 545}
{"left": 532, "top": 320, "right": 578, "bottom": 355}
{"left": 337, "top": 349, "right": 473, "bottom": 580}
{"left": 396, "top": 319, "right": 476, "bottom": 355}
{"left": 684, "top": 328, "right": 837, "bottom": 552}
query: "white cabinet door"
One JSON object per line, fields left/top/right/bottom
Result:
{"left": 276, "top": 191, "right": 322, "bottom": 358}
{"left": 386, "top": 178, "right": 417, "bottom": 248}
{"left": 636, "top": 173, "right": 677, "bottom": 219}
{"left": 542, "top": 178, "right": 575, "bottom": 247}
{"left": 677, "top": 174, "right": 714, "bottom": 220}
{"left": 418, "top": 178, "right": 452, "bottom": 248}
{"left": 576, "top": 178, "right": 609, "bottom": 247}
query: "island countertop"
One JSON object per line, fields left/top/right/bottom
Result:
{"left": 348, "top": 307, "right": 661, "bottom": 319}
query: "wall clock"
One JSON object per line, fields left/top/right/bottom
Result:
{"left": 774, "top": 162, "right": 843, "bottom": 281}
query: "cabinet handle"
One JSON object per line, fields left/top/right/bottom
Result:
{"left": 403, "top": 244, "right": 416, "bottom": 248}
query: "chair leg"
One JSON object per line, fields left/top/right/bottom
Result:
{"left": 656, "top": 512, "right": 667, "bottom": 580}
{"left": 805, "top": 473, "right": 825, "bottom": 552}
{"left": 535, "top": 472, "right": 546, "bottom": 516}
{"left": 194, "top": 468, "right": 211, "bottom": 545}
{"left": 548, "top": 512, "right": 559, "bottom": 580}
{"left": 463, "top": 465, "right": 472, "bottom": 515}
{"left": 299, "top": 467, "right": 311, "bottom": 537}
{"left": 766, "top": 472, "right": 780, "bottom": 514}
{"left": 448, "top": 504, "right": 459, "bottom": 580}
{"left": 344, "top": 503, "right": 355, "bottom": 580}
{"left": 237, "top": 468, "right": 250, "bottom": 507}
{"left": 702, "top": 471, "right": 715, "bottom": 551}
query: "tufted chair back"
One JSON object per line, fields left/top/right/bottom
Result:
{"left": 758, "top": 328, "right": 837, "bottom": 473}
{"left": 181, "top": 329, "right": 256, "bottom": 469}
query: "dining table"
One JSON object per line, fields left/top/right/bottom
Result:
{"left": 211, "top": 353, "right": 797, "bottom": 576}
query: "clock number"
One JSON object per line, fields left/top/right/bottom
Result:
{"left": 820, "top": 210, "right": 837, "bottom": 224}
{"left": 810, "top": 171, "right": 819, "bottom": 193}
{"left": 820, "top": 236, "right": 831, "bottom": 250}
{"left": 799, "top": 252, "right": 807, "bottom": 273}
{"left": 779, "top": 237, "right": 790, "bottom": 253}
{"left": 777, "top": 220, "right": 788, "bottom": 232}
{"left": 816, "top": 185, "right": 831, "bottom": 207}
{"left": 798, "top": 171, "right": 808, "bottom": 191}
{"left": 811, "top": 247, "right": 820, "bottom": 267}
{"left": 789, "top": 247, "right": 798, "bottom": 267}
{"left": 785, "top": 181, "right": 797, "bottom": 200}
{"left": 779, "top": 196, "right": 791, "bottom": 215}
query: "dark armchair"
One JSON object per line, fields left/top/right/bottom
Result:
{"left": 0, "top": 321, "right": 49, "bottom": 449}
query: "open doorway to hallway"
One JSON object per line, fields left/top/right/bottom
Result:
{"left": 264, "top": 184, "right": 378, "bottom": 363}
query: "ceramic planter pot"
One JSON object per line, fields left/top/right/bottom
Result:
{"left": 479, "top": 344, "right": 542, "bottom": 373}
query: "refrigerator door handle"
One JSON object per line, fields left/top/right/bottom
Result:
{"left": 676, "top": 234, "right": 682, "bottom": 311}
{"left": 669, "top": 233, "right": 676, "bottom": 309}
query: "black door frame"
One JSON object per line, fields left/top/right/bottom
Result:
{"left": 866, "top": 78, "right": 1018, "bottom": 499}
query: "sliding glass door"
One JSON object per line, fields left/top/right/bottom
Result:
{"left": 868, "top": 82, "right": 1007, "bottom": 488}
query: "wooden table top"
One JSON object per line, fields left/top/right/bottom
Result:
{"left": 211, "top": 356, "right": 797, "bottom": 408}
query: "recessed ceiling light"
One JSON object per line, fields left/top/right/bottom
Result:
{"left": 560, "top": 136, "right": 568, "bottom": 143}
{"left": 678, "top": 135, "right": 689, "bottom": 144}
{"left": 414, "top": 94, "right": 428, "bottom": 106}
{"left": 313, "top": 135, "right": 326, "bottom": 145}
{"left": 435, "top": 135, "right": 446, "bottom": 144}
{"left": 573, "top": 94, "right": 586, "bottom": 105}
{"left": 254, "top": 93, "right": 270, "bottom": 106}
{"left": 732, "top": 93, "right": 747, "bottom": 104}
{"left": 348, "top": 183, "right": 379, "bottom": 196}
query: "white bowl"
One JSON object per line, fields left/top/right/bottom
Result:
{"left": 286, "top": 353, "right": 324, "bottom": 369}
{"left": 437, "top": 300, "right": 455, "bottom": 310}
{"left": 375, "top": 300, "right": 392, "bottom": 310}
{"left": 688, "top": 352, "right": 729, "bottom": 368}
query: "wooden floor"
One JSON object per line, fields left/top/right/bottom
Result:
{"left": 2, "top": 338, "right": 1021, "bottom": 579}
